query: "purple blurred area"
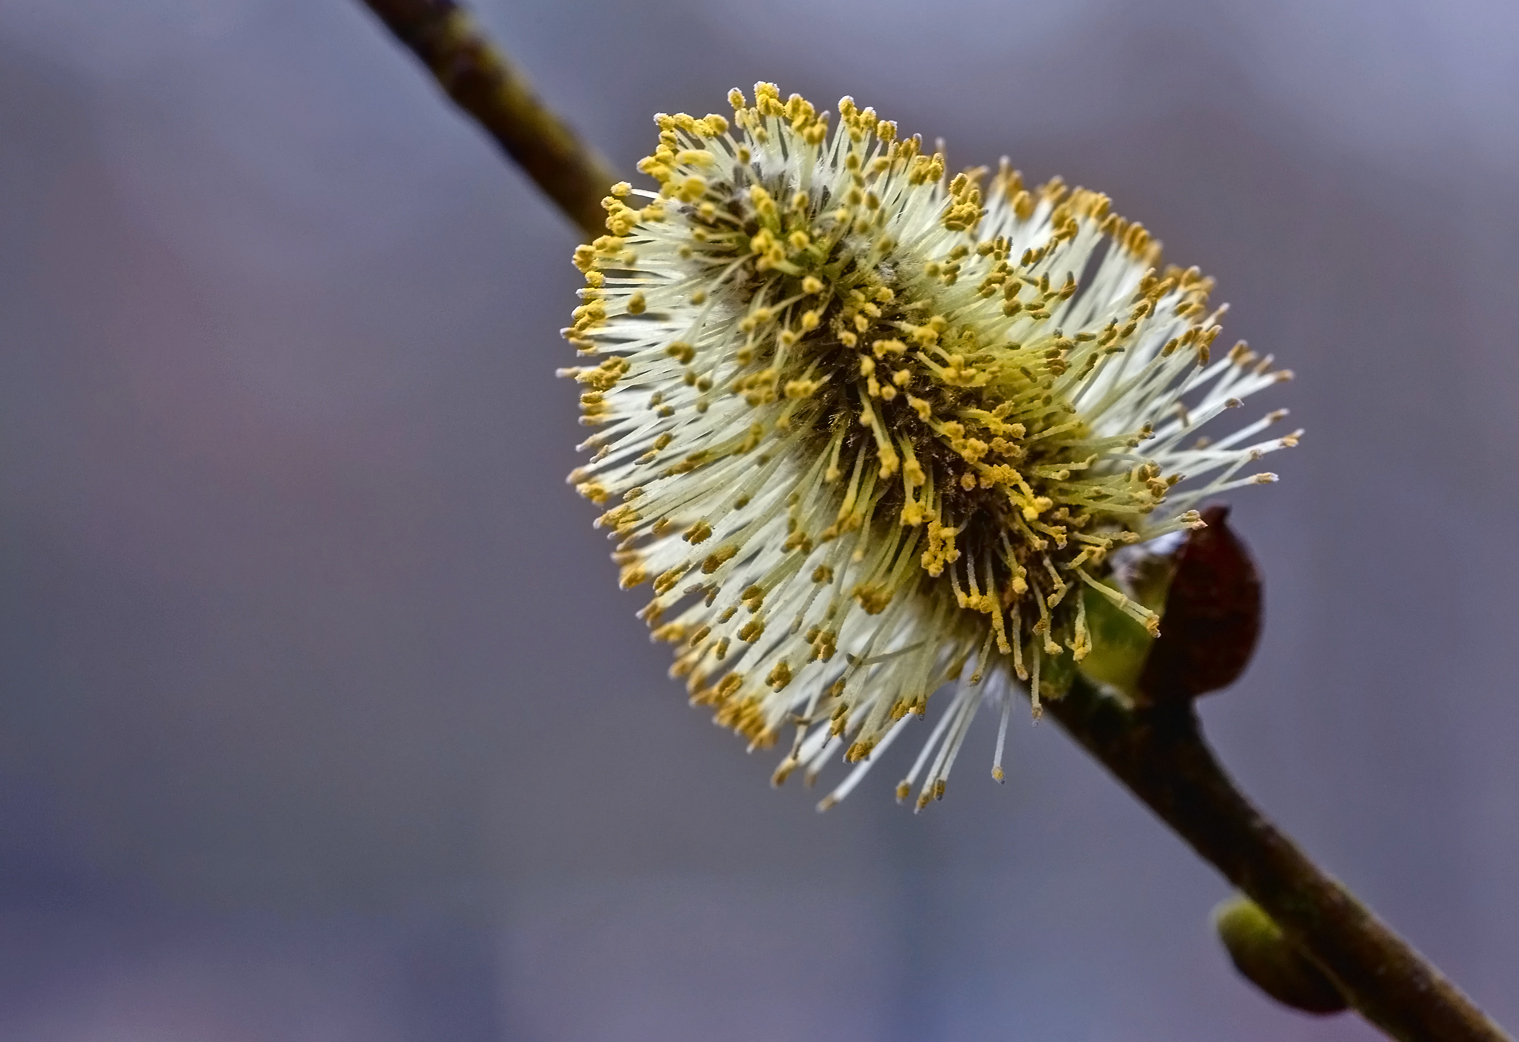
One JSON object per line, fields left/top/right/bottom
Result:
{"left": 1, "top": 0, "right": 1516, "bottom": 1038}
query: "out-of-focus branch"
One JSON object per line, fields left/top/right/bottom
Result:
{"left": 352, "top": 4, "right": 1511, "bottom": 1039}
{"left": 1047, "top": 678, "right": 1509, "bottom": 1042}
{"left": 356, "top": 0, "right": 615, "bottom": 237}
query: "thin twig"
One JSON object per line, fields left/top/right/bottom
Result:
{"left": 1048, "top": 677, "right": 1509, "bottom": 1042}
{"left": 356, "top": 0, "right": 616, "bottom": 237}
{"left": 353, "top": 5, "right": 1511, "bottom": 1038}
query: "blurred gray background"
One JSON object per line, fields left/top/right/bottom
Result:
{"left": 0, "top": 0, "right": 1515, "bottom": 1038}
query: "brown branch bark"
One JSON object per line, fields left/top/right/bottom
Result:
{"left": 1048, "top": 677, "right": 1509, "bottom": 1042}
{"left": 351, "top": 4, "right": 1510, "bottom": 1038}
{"left": 355, "top": 0, "right": 616, "bottom": 237}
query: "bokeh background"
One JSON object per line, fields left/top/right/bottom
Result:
{"left": 1, "top": 0, "right": 1516, "bottom": 1038}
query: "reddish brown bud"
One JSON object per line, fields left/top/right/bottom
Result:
{"left": 1138, "top": 504, "right": 1262, "bottom": 702}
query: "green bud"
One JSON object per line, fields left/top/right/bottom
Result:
{"left": 1076, "top": 579, "right": 1154, "bottom": 696}
{"left": 1213, "top": 895, "right": 1348, "bottom": 1015}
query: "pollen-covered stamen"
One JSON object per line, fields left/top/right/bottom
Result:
{"left": 564, "top": 83, "right": 1295, "bottom": 808}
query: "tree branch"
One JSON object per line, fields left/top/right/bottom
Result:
{"left": 352, "top": 4, "right": 1511, "bottom": 1038}
{"left": 355, "top": 0, "right": 616, "bottom": 237}
{"left": 1047, "top": 677, "right": 1509, "bottom": 1042}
